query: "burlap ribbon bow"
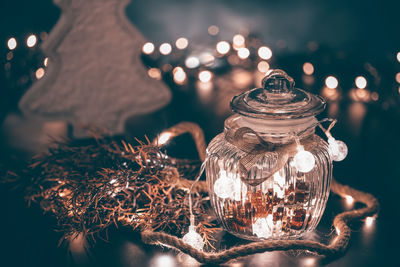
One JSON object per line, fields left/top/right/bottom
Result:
{"left": 225, "top": 127, "right": 314, "bottom": 186}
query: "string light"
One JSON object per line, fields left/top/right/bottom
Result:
{"left": 159, "top": 43, "right": 172, "bottom": 55}
{"left": 355, "top": 76, "right": 367, "bottom": 89}
{"left": 325, "top": 76, "right": 338, "bottom": 89}
{"left": 175, "top": 37, "right": 188, "bottom": 50}
{"left": 252, "top": 215, "right": 273, "bottom": 238}
{"left": 258, "top": 46, "right": 272, "bottom": 60}
{"left": 328, "top": 136, "right": 348, "bottom": 161}
{"left": 302, "top": 62, "right": 314, "bottom": 75}
{"left": 345, "top": 195, "right": 354, "bottom": 205}
{"left": 7, "top": 37, "right": 17, "bottom": 50}
{"left": 157, "top": 132, "right": 172, "bottom": 145}
{"left": 26, "top": 34, "right": 37, "bottom": 48}
{"left": 35, "top": 68, "right": 45, "bottom": 79}
{"left": 198, "top": 70, "right": 212, "bottom": 83}
{"left": 147, "top": 68, "right": 162, "bottom": 80}
{"left": 216, "top": 41, "right": 230, "bottom": 55}
{"left": 173, "top": 67, "right": 187, "bottom": 85}
{"left": 185, "top": 56, "right": 200, "bottom": 69}
{"left": 142, "top": 42, "right": 155, "bottom": 54}
{"left": 232, "top": 34, "right": 245, "bottom": 49}
{"left": 257, "top": 61, "right": 270, "bottom": 73}
{"left": 365, "top": 216, "right": 375, "bottom": 227}
{"left": 182, "top": 225, "right": 205, "bottom": 250}
{"left": 293, "top": 145, "right": 315, "bottom": 173}
{"left": 213, "top": 170, "right": 234, "bottom": 199}
{"left": 237, "top": 47, "right": 250, "bottom": 59}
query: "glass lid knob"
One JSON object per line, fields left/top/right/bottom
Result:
{"left": 261, "top": 69, "right": 295, "bottom": 94}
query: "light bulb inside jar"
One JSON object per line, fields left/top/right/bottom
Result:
{"left": 252, "top": 214, "right": 273, "bottom": 238}
{"left": 328, "top": 137, "right": 348, "bottom": 162}
{"left": 182, "top": 225, "right": 205, "bottom": 250}
{"left": 293, "top": 145, "right": 315, "bottom": 173}
{"left": 213, "top": 170, "right": 235, "bottom": 199}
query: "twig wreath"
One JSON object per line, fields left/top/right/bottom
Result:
{"left": 6, "top": 122, "right": 378, "bottom": 265}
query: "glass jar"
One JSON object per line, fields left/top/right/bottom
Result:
{"left": 205, "top": 69, "right": 332, "bottom": 240}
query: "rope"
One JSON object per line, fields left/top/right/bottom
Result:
{"left": 143, "top": 122, "right": 379, "bottom": 265}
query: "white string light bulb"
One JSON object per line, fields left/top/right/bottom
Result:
{"left": 213, "top": 170, "right": 235, "bottom": 199}
{"left": 182, "top": 225, "right": 205, "bottom": 251}
{"left": 293, "top": 145, "right": 315, "bottom": 173}
{"left": 328, "top": 136, "right": 348, "bottom": 162}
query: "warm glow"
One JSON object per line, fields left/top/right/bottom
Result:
{"left": 257, "top": 61, "right": 270, "bottom": 73}
{"left": 336, "top": 227, "right": 340, "bottom": 235}
{"left": 302, "top": 257, "right": 317, "bottom": 266}
{"left": 7, "top": 37, "right": 17, "bottom": 50}
{"left": 302, "top": 62, "right": 314, "bottom": 75}
{"left": 216, "top": 41, "right": 230, "bottom": 54}
{"left": 142, "top": 42, "right": 155, "bottom": 54}
{"left": 395, "top": 72, "right": 400, "bottom": 83}
{"left": 35, "top": 68, "right": 45, "bottom": 79}
{"left": 345, "top": 195, "right": 354, "bottom": 205}
{"left": 237, "top": 47, "right": 250, "bottom": 59}
{"left": 150, "top": 254, "right": 176, "bottom": 267}
{"left": 157, "top": 132, "right": 172, "bottom": 145}
{"left": 159, "top": 43, "right": 172, "bottom": 55}
{"left": 397, "top": 52, "right": 400, "bottom": 63}
{"left": 325, "top": 76, "right": 338, "bottom": 89}
{"left": 199, "top": 52, "right": 215, "bottom": 66}
{"left": 208, "top": 25, "right": 219, "bottom": 36}
{"left": 185, "top": 56, "right": 200, "bottom": 69}
{"left": 371, "top": 92, "right": 379, "bottom": 101}
{"left": 365, "top": 216, "right": 375, "bottom": 227}
{"left": 26, "top": 34, "right": 37, "bottom": 47}
{"left": 175, "top": 37, "right": 188, "bottom": 50}
{"left": 44, "top": 57, "right": 49, "bottom": 67}
{"left": 355, "top": 76, "right": 367, "bottom": 89}
{"left": 173, "top": 67, "right": 186, "bottom": 84}
{"left": 147, "top": 68, "right": 162, "bottom": 80}
{"left": 258, "top": 46, "right": 272, "bottom": 60}
{"left": 232, "top": 34, "right": 246, "bottom": 47}
{"left": 198, "top": 70, "right": 212, "bottom": 83}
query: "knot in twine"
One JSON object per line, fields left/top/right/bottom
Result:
{"left": 225, "top": 127, "right": 315, "bottom": 186}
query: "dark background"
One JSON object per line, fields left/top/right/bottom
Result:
{"left": 1, "top": 0, "right": 400, "bottom": 266}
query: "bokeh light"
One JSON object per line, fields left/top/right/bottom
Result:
{"left": 302, "top": 62, "right": 314, "bottom": 75}
{"left": 185, "top": 56, "right": 200, "bottom": 69}
{"left": 237, "top": 47, "right": 250, "bottom": 59}
{"left": 258, "top": 46, "right": 272, "bottom": 60}
{"left": 147, "top": 68, "right": 162, "bottom": 80}
{"left": 355, "top": 76, "right": 367, "bottom": 89}
{"left": 325, "top": 76, "right": 338, "bottom": 89}
{"left": 395, "top": 72, "right": 400, "bottom": 83}
{"left": 26, "top": 34, "right": 37, "bottom": 48}
{"left": 142, "top": 42, "right": 155, "bottom": 54}
{"left": 175, "top": 37, "right": 188, "bottom": 50}
{"left": 198, "top": 70, "right": 212, "bottom": 82}
{"left": 257, "top": 61, "right": 270, "bottom": 73}
{"left": 159, "top": 43, "right": 172, "bottom": 55}
{"left": 7, "top": 37, "right": 17, "bottom": 50}
{"left": 208, "top": 25, "right": 219, "bottom": 36}
{"left": 35, "top": 68, "right": 45, "bottom": 79}
{"left": 173, "top": 67, "right": 186, "bottom": 85}
{"left": 216, "top": 41, "right": 230, "bottom": 54}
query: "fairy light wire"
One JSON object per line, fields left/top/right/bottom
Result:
{"left": 188, "top": 159, "right": 208, "bottom": 226}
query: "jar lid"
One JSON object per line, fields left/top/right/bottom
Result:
{"left": 230, "top": 69, "right": 325, "bottom": 119}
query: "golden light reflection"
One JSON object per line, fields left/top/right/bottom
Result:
{"left": 175, "top": 37, "right": 188, "bottom": 50}
{"left": 142, "top": 42, "right": 155, "bottom": 54}
{"left": 365, "top": 216, "right": 375, "bottom": 227}
{"left": 321, "top": 86, "right": 340, "bottom": 101}
{"left": 198, "top": 70, "right": 212, "bottom": 83}
{"left": 257, "top": 61, "right": 270, "bottom": 73}
{"left": 149, "top": 254, "right": 176, "bottom": 267}
{"left": 349, "top": 88, "right": 370, "bottom": 102}
{"left": 7, "top": 37, "right": 17, "bottom": 50}
{"left": 44, "top": 57, "right": 49, "bottom": 67}
{"left": 35, "top": 68, "right": 45, "bottom": 79}
{"left": 26, "top": 34, "right": 37, "bottom": 48}
{"left": 325, "top": 76, "right": 338, "bottom": 89}
{"left": 257, "top": 46, "right": 272, "bottom": 60}
{"left": 216, "top": 41, "right": 230, "bottom": 55}
{"left": 159, "top": 43, "right": 172, "bottom": 55}
{"left": 147, "top": 68, "right": 162, "bottom": 80}
{"left": 302, "top": 62, "right": 314, "bottom": 75}
{"left": 208, "top": 25, "right": 219, "bottom": 36}
{"left": 302, "top": 257, "right": 317, "bottom": 266}
{"left": 237, "top": 47, "right": 250, "bottom": 59}
{"left": 355, "top": 76, "right": 367, "bottom": 89}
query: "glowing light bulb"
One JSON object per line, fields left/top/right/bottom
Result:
{"left": 175, "top": 37, "right": 188, "bottom": 50}
{"left": 185, "top": 56, "right": 200, "bottom": 69}
{"left": 355, "top": 76, "right": 367, "bottom": 89}
{"left": 365, "top": 216, "right": 375, "bottom": 227}
{"left": 396, "top": 72, "right": 400, "bottom": 84}
{"left": 216, "top": 41, "right": 230, "bottom": 54}
{"left": 252, "top": 215, "right": 273, "bottom": 238}
{"left": 302, "top": 62, "right": 314, "bottom": 75}
{"left": 7, "top": 37, "right": 17, "bottom": 50}
{"left": 237, "top": 47, "right": 250, "bottom": 59}
{"left": 328, "top": 137, "right": 348, "bottom": 161}
{"left": 198, "top": 70, "right": 212, "bottom": 83}
{"left": 213, "top": 170, "right": 234, "bottom": 199}
{"left": 173, "top": 67, "right": 186, "bottom": 84}
{"left": 26, "top": 34, "right": 37, "bottom": 47}
{"left": 397, "top": 52, "right": 400, "bottom": 63}
{"left": 142, "top": 42, "right": 155, "bottom": 54}
{"left": 273, "top": 171, "right": 285, "bottom": 198}
{"left": 345, "top": 195, "right": 354, "bottom": 205}
{"left": 325, "top": 76, "right": 338, "bottom": 89}
{"left": 233, "top": 34, "right": 245, "bottom": 46}
{"left": 35, "top": 68, "right": 45, "bottom": 79}
{"left": 258, "top": 46, "right": 272, "bottom": 60}
{"left": 257, "top": 61, "right": 270, "bottom": 73}
{"left": 157, "top": 132, "right": 172, "bottom": 145}
{"left": 293, "top": 146, "right": 315, "bottom": 173}
{"left": 159, "top": 43, "right": 172, "bottom": 55}
{"left": 182, "top": 225, "right": 205, "bottom": 250}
